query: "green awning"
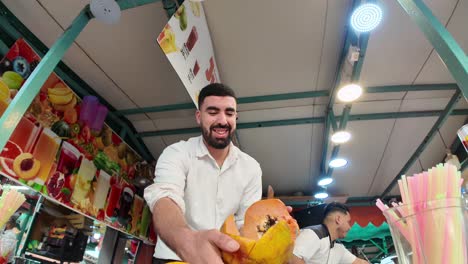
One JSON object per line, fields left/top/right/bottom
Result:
{"left": 341, "top": 222, "right": 391, "bottom": 242}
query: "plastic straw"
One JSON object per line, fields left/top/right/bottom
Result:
{"left": 376, "top": 163, "right": 466, "bottom": 264}
{"left": 0, "top": 185, "right": 26, "bottom": 229}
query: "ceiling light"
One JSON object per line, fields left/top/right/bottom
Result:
{"left": 318, "top": 177, "right": 333, "bottom": 186}
{"left": 351, "top": 3, "right": 383, "bottom": 33}
{"left": 331, "top": 131, "right": 351, "bottom": 144}
{"left": 314, "top": 191, "right": 329, "bottom": 199}
{"left": 337, "top": 84, "right": 363, "bottom": 102}
{"left": 329, "top": 158, "right": 348, "bottom": 168}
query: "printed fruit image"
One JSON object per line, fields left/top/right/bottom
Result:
{"left": 13, "top": 153, "right": 41, "bottom": 180}
{"left": 0, "top": 58, "right": 13, "bottom": 74}
{"left": 48, "top": 86, "right": 77, "bottom": 112}
{"left": 30, "top": 60, "right": 39, "bottom": 73}
{"left": 175, "top": 4, "right": 188, "bottom": 31}
{"left": 2, "top": 71, "right": 24, "bottom": 90}
{"left": 63, "top": 108, "right": 78, "bottom": 124}
{"left": 158, "top": 25, "right": 178, "bottom": 54}
{"left": 47, "top": 171, "right": 65, "bottom": 199}
{"left": 53, "top": 96, "right": 77, "bottom": 112}
{"left": 0, "top": 140, "right": 23, "bottom": 160}
{"left": 0, "top": 141, "right": 23, "bottom": 177}
{"left": 48, "top": 90, "right": 73, "bottom": 105}
{"left": 0, "top": 157, "right": 17, "bottom": 178}
{"left": 189, "top": 1, "right": 201, "bottom": 17}
{"left": 13, "top": 56, "right": 31, "bottom": 78}
{"left": 0, "top": 80, "right": 10, "bottom": 102}
{"left": 51, "top": 120, "right": 71, "bottom": 139}
{"left": 70, "top": 123, "right": 81, "bottom": 137}
{"left": 221, "top": 199, "right": 298, "bottom": 264}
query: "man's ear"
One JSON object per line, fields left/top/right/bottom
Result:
{"left": 335, "top": 214, "right": 342, "bottom": 225}
{"left": 195, "top": 110, "right": 201, "bottom": 125}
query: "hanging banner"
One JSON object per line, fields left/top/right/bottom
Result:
{"left": 157, "top": 1, "right": 220, "bottom": 108}
{"left": 0, "top": 39, "right": 154, "bottom": 242}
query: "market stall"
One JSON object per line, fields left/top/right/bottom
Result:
{"left": 0, "top": 0, "right": 466, "bottom": 263}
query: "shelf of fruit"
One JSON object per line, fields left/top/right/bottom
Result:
{"left": 1, "top": 170, "right": 155, "bottom": 246}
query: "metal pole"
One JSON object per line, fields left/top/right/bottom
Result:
{"left": 381, "top": 90, "right": 462, "bottom": 197}
{"left": 396, "top": 0, "right": 468, "bottom": 99}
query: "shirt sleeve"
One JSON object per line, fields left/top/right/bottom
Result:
{"left": 293, "top": 229, "right": 321, "bottom": 262}
{"left": 234, "top": 161, "right": 262, "bottom": 227}
{"left": 144, "top": 143, "right": 188, "bottom": 214}
{"left": 336, "top": 244, "right": 357, "bottom": 263}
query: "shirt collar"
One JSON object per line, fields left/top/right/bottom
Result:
{"left": 196, "top": 136, "right": 239, "bottom": 161}
{"left": 322, "top": 224, "right": 335, "bottom": 248}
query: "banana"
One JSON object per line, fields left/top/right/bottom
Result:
{"left": 53, "top": 96, "right": 77, "bottom": 112}
{"left": 49, "top": 92, "right": 73, "bottom": 105}
{"left": 48, "top": 87, "right": 72, "bottom": 96}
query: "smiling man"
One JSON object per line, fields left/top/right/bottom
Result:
{"left": 144, "top": 83, "right": 262, "bottom": 264}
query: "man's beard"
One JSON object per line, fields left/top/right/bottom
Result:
{"left": 202, "top": 124, "right": 232, "bottom": 149}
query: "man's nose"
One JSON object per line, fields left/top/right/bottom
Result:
{"left": 217, "top": 113, "right": 228, "bottom": 125}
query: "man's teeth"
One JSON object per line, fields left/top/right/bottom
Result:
{"left": 213, "top": 128, "right": 228, "bottom": 134}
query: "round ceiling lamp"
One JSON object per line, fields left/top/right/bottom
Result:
{"left": 351, "top": 3, "right": 383, "bottom": 33}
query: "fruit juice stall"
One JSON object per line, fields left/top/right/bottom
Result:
{"left": 0, "top": 0, "right": 467, "bottom": 263}
{"left": 0, "top": 0, "right": 218, "bottom": 262}
{"left": 0, "top": 38, "right": 156, "bottom": 263}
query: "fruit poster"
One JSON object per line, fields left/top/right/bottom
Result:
{"left": 157, "top": 1, "right": 220, "bottom": 108}
{"left": 0, "top": 39, "right": 154, "bottom": 242}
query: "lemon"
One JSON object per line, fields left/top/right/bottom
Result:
{"left": 0, "top": 79, "right": 11, "bottom": 102}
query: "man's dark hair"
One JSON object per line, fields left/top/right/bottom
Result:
{"left": 323, "top": 202, "right": 350, "bottom": 222}
{"left": 198, "top": 83, "right": 237, "bottom": 108}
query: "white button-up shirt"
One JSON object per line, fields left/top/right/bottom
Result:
{"left": 144, "top": 136, "right": 262, "bottom": 260}
{"left": 293, "top": 229, "right": 357, "bottom": 264}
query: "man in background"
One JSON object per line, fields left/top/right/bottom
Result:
{"left": 290, "top": 202, "right": 369, "bottom": 264}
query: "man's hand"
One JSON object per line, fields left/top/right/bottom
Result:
{"left": 153, "top": 198, "right": 240, "bottom": 263}
{"left": 177, "top": 229, "right": 240, "bottom": 264}
{"left": 352, "top": 258, "right": 370, "bottom": 264}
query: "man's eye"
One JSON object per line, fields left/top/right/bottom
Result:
{"left": 208, "top": 111, "right": 217, "bottom": 115}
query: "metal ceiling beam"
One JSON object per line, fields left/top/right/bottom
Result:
{"left": 320, "top": 0, "right": 359, "bottom": 176}
{"left": 138, "top": 109, "right": 468, "bottom": 137}
{"left": 0, "top": 1, "right": 155, "bottom": 161}
{"left": 325, "top": 30, "right": 370, "bottom": 178}
{"left": 115, "top": 90, "right": 331, "bottom": 115}
{"left": 367, "top": 83, "right": 457, "bottom": 93}
{"left": 396, "top": 0, "right": 468, "bottom": 100}
{"left": 380, "top": 90, "right": 463, "bottom": 197}
{"left": 115, "top": 84, "right": 458, "bottom": 116}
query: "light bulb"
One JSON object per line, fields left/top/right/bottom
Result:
{"left": 331, "top": 131, "right": 351, "bottom": 144}
{"left": 329, "top": 158, "right": 348, "bottom": 168}
{"left": 337, "top": 84, "right": 363, "bottom": 102}
{"left": 318, "top": 177, "right": 333, "bottom": 186}
{"left": 351, "top": 3, "right": 383, "bottom": 33}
